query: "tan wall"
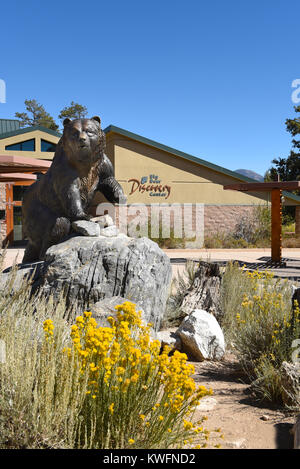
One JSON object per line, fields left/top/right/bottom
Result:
{"left": 0, "top": 130, "right": 59, "bottom": 160}
{"left": 108, "top": 134, "right": 271, "bottom": 206}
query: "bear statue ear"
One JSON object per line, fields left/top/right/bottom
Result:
{"left": 91, "top": 116, "right": 101, "bottom": 126}
{"left": 63, "top": 118, "right": 72, "bottom": 127}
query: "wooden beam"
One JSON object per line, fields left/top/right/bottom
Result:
{"left": 0, "top": 173, "right": 37, "bottom": 182}
{"left": 224, "top": 181, "right": 300, "bottom": 192}
{"left": 5, "top": 183, "right": 13, "bottom": 246}
{"left": 0, "top": 155, "right": 51, "bottom": 173}
{"left": 0, "top": 167, "right": 48, "bottom": 174}
{"left": 271, "top": 189, "right": 282, "bottom": 263}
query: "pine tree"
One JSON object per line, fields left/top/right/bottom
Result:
{"left": 268, "top": 105, "right": 300, "bottom": 182}
{"left": 267, "top": 106, "right": 300, "bottom": 222}
{"left": 58, "top": 101, "right": 88, "bottom": 121}
{"left": 15, "top": 99, "right": 59, "bottom": 131}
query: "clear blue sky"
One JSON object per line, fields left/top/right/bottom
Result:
{"left": 0, "top": 0, "right": 299, "bottom": 176}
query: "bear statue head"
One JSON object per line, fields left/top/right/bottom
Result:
{"left": 62, "top": 116, "right": 106, "bottom": 169}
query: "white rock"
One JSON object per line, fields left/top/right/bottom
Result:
{"left": 227, "top": 438, "right": 247, "bottom": 449}
{"left": 72, "top": 220, "right": 101, "bottom": 237}
{"left": 175, "top": 309, "right": 225, "bottom": 361}
{"left": 100, "top": 226, "right": 119, "bottom": 237}
{"left": 90, "top": 214, "right": 114, "bottom": 228}
{"left": 196, "top": 397, "right": 217, "bottom": 411}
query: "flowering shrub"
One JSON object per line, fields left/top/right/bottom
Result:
{"left": 46, "top": 301, "right": 216, "bottom": 449}
{"left": 0, "top": 291, "right": 220, "bottom": 449}
{"left": 225, "top": 267, "right": 300, "bottom": 406}
{"left": 41, "top": 302, "right": 222, "bottom": 448}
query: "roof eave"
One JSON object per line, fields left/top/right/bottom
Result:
{"left": 0, "top": 125, "right": 61, "bottom": 140}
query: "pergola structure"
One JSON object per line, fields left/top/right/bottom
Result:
{"left": 0, "top": 154, "right": 51, "bottom": 180}
{"left": 224, "top": 181, "right": 300, "bottom": 264}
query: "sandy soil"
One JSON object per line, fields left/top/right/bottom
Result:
{"left": 191, "top": 354, "right": 296, "bottom": 449}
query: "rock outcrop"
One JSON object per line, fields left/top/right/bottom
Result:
{"left": 2, "top": 224, "right": 172, "bottom": 332}
{"left": 180, "top": 261, "right": 222, "bottom": 319}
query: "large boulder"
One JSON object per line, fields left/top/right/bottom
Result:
{"left": 89, "top": 296, "right": 145, "bottom": 327}
{"left": 175, "top": 309, "right": 225, "bottom": 361}
{"left": 28, "top": 234, "right": 171, "bottom": 331}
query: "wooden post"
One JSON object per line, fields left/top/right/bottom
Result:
{"left": 5, "top": 183, "right": 13, "bottom": 246}
{"left": 271, "top": 188, "right": 282, "bottom": 263}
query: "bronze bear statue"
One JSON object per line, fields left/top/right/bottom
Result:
{"left": 22, "top": 116, "right": 126, "bottom": 262}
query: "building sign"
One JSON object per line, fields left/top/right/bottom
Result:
{"left": 128, "top": 174, "right": 171, "bottom": 199}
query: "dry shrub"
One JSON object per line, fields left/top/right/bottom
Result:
{"left": 221, "top": 263, "right": 300, "bottom": 407}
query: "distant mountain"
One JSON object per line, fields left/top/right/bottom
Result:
{"left": 234, "top": 169, "right": 264, "bottom": 182}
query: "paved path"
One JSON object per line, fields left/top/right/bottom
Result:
{"left": 163, "top": 248, "right": 300, "bottom": 283}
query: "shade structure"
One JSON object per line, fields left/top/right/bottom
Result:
{"left": 0, "top": 154, "right": 51, "bottom": 174}
{"left": 224, "top": 181, "right": 300, "bottom": 264}
{"left": 224, "top": 181, "right": 300, "bottom": 192}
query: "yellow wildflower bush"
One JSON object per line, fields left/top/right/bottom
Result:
{"left": 0, "top": 288, "right": 219, "bottom": 449}
{"left": 55, "top": 301, "right": 215, "bottom": 449}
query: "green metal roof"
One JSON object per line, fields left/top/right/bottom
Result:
{"left": 0, "top": 125, "right": 61, "bottom": 140}
{"left": 104, "top": 124, "right": 300, "bottom": 205}
{"left": 0, "top": 119, "right": 20, "bottom": 135}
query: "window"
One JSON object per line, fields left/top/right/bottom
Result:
{"left": 41, "top": 139, "right": 56, "bottom": 152}
{"left": 13, "top": 185, "right": 28, "bottom": 202}
{"left": 5, "top": 139, "right": 35, "bottom": 151}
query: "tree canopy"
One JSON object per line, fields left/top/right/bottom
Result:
{"left": 15, "top": 99, "right": 59, "bottom": 131}
{"left": 267, "top": 105, "right": 300, "bottom": 183}
{"left": 15, "top": 100, "right": 89, "bottom": 131}
{"left": 58, "top": 101, "right": 88, "bottom": 121}
{"left": 266, "top": 105, "right": 300, "bottom": 222}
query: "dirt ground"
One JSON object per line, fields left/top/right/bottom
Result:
{"left": 191, "top": 353, "right": 296, "bottom": 449}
